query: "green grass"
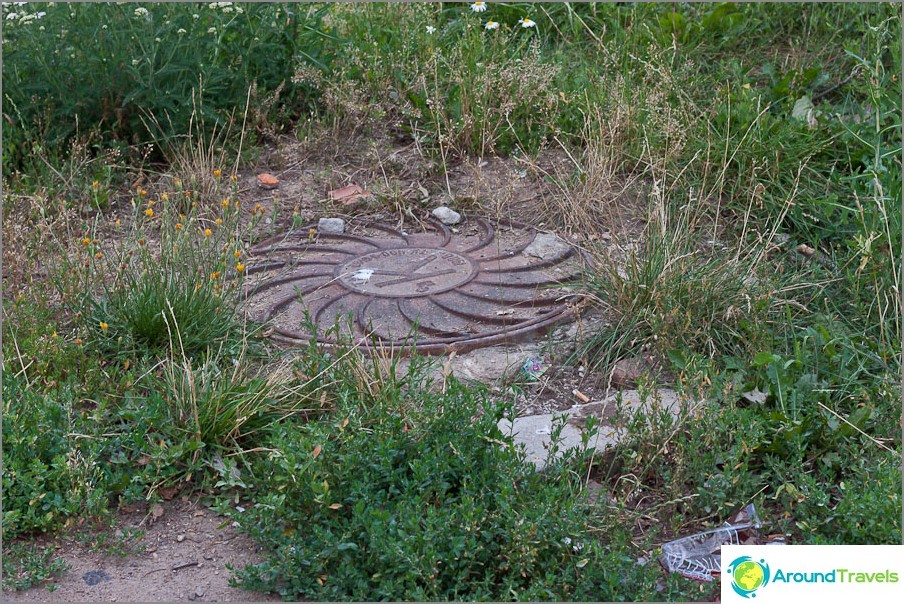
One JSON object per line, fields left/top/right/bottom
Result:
{"left": 2, "top": 2, "right": 900, "bottom": 601}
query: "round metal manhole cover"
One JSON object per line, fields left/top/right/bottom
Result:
{"left": 242, "top": 217, "right": 587, "bottom": 354}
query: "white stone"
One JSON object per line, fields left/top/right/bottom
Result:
{"left": 432, "top": 206, "right": 462, "bottom": 225}
{"left": 498, "top": 388, "right": 687, "bottom": 469}
{"left": 524, "top": 232, "right": 571, "bottom": 261}
{"left": 317, "top": 217, "right": 345, "bottom": 234}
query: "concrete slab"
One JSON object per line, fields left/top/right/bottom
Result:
{"left": 498, "top": 388, "right": 689, "bottom": 469}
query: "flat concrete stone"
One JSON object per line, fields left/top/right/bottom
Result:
{"left": 432, "top": 206, "right": 462, "bottom": 225}
{"left": 498, "top": 413, "right": 586, "bottom": 469}
{"left": 317, "top": 217, "right": 345, "bottom": 234}
{"left": 524, "top": 232, "right": 571, "bottom": 261}
{"left": 499, "top": 388, "right": 688, "bottom": 469}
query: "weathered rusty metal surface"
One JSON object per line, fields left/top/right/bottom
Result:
{"left": 242, "top": 217, "right": 587, "bottom": 354}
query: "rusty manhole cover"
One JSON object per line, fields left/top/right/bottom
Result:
{"left": 242, "top": 217, "right": 586, "bottom": 354}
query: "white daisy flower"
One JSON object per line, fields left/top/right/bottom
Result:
{"left": 519, "top": 17, "right": 536, "bottom": 28}
{"left": 177, "top": 28, "right": 186, "bottom": 34}
{"left": 470, "top": 2, "right": 487, "bottom": 13}
{"left": 484, "top": 20, "right": 499, "bottom": 30}
{"left": 425, "top": 25, "right": 436, "bottom": 34}
{"left": 207, "top": 26, "right": 217, "bottom": 34}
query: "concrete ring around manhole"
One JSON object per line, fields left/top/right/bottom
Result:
{"left": 241, "top": 216, "right": 590, "bottom": 354}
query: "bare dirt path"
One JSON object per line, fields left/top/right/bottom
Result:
{"left": 3, "top": 500, "right": 279, "bottom": 603}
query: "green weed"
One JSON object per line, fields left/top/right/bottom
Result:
{"left": 1, "top": 543, "right": 70, "bottom": 592}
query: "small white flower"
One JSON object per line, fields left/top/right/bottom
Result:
{"left": 235, "top": 6, "right": 243, "bottom": 14}
{"left": 36, "top": 11, "right": 46, "bottom": 19}
{"left": 102, "top": 24, "right": 108, "bottom": 29}
{"left": 131, "top": 59, "right": 140, "bottom": 66}
{"left": 14, "top": 1, "right": 25, "bottom": 5}
{"left": 177, "top": 28, "right": 186, "bottom": 34}
{"left": 38, "top": 25, "right": 44, "bottom": 30}
{"left": 222, "top": 6, "right": 233, "bottom": 13}
{"left": 425, "top": 25, "right": 436, "bottom": 34}
{"left": 207, "top": 26, "right": 216, "bottom": 34}
{"left": 484, "top": 20, "right": 499, "bottom": 30}
{"left": 470, "top": 2, "right": 487, "bottom": 13}
{"left": 5, "top": 12, "right": 16, "bottom": 20}
{"left": 192, "top": 13, "right": 199, "bottom": 19}
{"left": 134, "top": 7, "right": 148, "bottom": 18}
{"left": 519, "top": 17, "right": 536, "bottom": 28}
{"left": 154, "top": 37, "right": 161, "bottom": 42}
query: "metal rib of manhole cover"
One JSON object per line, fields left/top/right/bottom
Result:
{"left": 242, "top": 217, "right": 587, "bottom": 354}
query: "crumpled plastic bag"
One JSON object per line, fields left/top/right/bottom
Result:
{"left": 659, "top": 504, "right": 778, "bottom": 582}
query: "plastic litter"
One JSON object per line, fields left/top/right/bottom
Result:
{"left": 659, "top": 504, "right": 782, "bottom": 582}
{"left": 520, "top": 355, "right": 548, "bottom": 381}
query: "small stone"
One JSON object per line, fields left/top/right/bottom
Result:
{"left": 317, "top": 217, "right": 345, "bottom": 234}
{"left": 257, "top": 173, "right": 279, "bottom": 190}
{"left": 524, "top": 233, "right": 571, "bottom": 261}
{"left": 82, "top": 570, "right": 112, "bottom": 586}
{"left": 432, "top": 206, "right": 462, "bottom": 225}
{"left": 176, "top": 534, "right": 186, "bottom": 543}
{"left": 611, "top": 357, "right": 645, "bottom": 388}
{"left": 796, "top": 243, "right": 816, "bottom": 257}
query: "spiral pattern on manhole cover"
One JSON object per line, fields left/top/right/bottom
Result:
{"left": 242, "top": 217, "right": 587, "bottom": 354}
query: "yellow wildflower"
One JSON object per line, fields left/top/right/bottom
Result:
{"left": 210, "top": 271, "right": 221, "bottom": 279}
{"left": 92, "top": 181, "right": 99, "bottom": 189}
{"left": 82, "top": 237, "right": 92, "bottom": 245}
{"left": 162, "top": 193, "right": 169, "bottom": 201}
{"left": 145, "top": 209, "right": 154, "bottom": 217}
{"left": 204, "top": 229, "right": 212, "bottom": 237}
{"left": 234, "top": 250, "right": 242, "bottom": 258}
{"left": 215, "top": 218, "right": 222, "bottom": 225}
{"left": 236, "top": 263, "right": 245, "bottom": 273}
{"left": 140, "top": 189, "right": 148, "bottom": 196}
{"left": 213, "top": 169, "right": 222, "bottom": 177}
{"left": 176, "top": 223, "right": 183, "bottom": 230}
{"left": 99, "top": 322, "right": 108, "bottom": 330}
{"left": 221, "top": 199, "right": 230, "bottom": 207}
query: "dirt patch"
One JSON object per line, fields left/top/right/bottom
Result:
{"left": 3, "top": 500, "right": 277, "bottom": 603}
{"left": 513, "top": 363, "right": 613, "bottom": 416}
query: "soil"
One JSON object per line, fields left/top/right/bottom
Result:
{"left": 2, "top": 500, "right": 279, "bottom": 603}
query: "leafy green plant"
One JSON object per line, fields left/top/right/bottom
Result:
{"left": 1, "top": 543, "right": 70, "bottom": 591}
{"left": 231, "top": 342, "right": 669, "bottom": 601}
{"left": 1, "top": 2, "right": 333, "bottom": 168}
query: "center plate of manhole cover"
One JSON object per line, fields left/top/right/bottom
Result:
{"left": 242, "top": 217, "right": 587, "bottom": 354}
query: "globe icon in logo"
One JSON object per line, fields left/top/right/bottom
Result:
{"left": 727, "top": 556, "right": 770, "bottom": 598}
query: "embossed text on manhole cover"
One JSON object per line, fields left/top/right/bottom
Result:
{"left": 242, "top": 217, "right": 586, "bottom": 354}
